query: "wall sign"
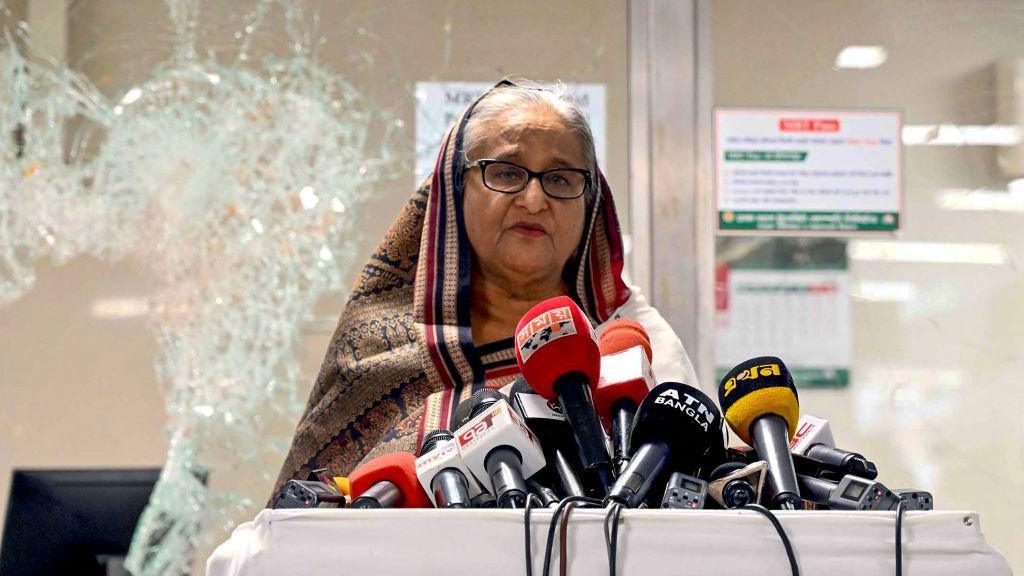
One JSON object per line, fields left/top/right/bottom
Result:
{"left": 715, "top": 108, "right": 902, "bottom": 233}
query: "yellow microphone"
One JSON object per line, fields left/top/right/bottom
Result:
{"left": 718, "top": 356, "right": 801, "bottom": 509}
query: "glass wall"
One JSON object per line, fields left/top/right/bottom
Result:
{"left": 712, "top": 1, "right": 1024, "bottom": 570}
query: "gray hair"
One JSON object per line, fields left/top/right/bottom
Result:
{"left": 462, "top": 82, "right": 599, "bottom": 190}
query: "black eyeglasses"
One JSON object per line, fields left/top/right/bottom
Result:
{"left": 465, "top": 159, "right": 591, "bottom": 200}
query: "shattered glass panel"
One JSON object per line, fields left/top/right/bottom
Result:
{"left": 0, "top": 1, "right": 625, "bottom": 574}
{"left": 2, "top": 2, "right": 393, "bottom": 574}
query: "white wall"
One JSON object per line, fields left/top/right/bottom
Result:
{"left": 713, "top": 0, "right": 1024, "bottom": 571}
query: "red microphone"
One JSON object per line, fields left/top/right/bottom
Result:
{"left": 515, "top": 296, "right": 613, "bottom": 496}
{"left": 598, "top": 319, "right": 652, "bottom": 359}
{"left": 349, "top": 452, "right": 433, "bottom": 509}
{"left": 594, "top": 319, "right": 657, "bottom": 474}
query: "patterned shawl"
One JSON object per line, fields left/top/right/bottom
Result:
{"left": 271, "top": 81, "right": 630, "bottom": 496}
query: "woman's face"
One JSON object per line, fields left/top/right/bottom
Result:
{"left": 462, "top": 106, "right": 588, "bottom": 287}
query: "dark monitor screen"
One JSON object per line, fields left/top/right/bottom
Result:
{"left": 841, "top": 479, "right": 869, "bottom": 501}
{"left": 0, "top": 468, "right": 160, "bottom": 576}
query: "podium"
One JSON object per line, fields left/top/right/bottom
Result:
{"left": 207, "top": 508, "right": 1011, "bottom": 576}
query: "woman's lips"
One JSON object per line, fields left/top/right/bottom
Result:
{"left": 509, "top": 223, "right": 548, "bottom": 237}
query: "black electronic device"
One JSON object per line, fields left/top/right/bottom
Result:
{"left": 797, "top": 473, "right": 898, "bottom": 511}
{"left": 0, "top": 468, "right": 161, "bottom": 576}
{"left": 272, "top": 479, "right": 346, "bottom": 509}
{"left": 894, "top": 489, "right": 934, "bottom": 511}
{"left": 660, "top": 472, "right": 708, "bottom": 509}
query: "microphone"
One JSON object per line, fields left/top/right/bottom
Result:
{"left": 790, "top": 414, "right": 878, "bottom": 480}
{"left": 796, "top": 473, "right": 898, "bottom": 511}
{"left": 509, "top": 377, "right": 585, "bottom": 498}
{"left": 594, "top": 319, "right": 657, "bottom": 475}
{"left": 349, "top": 452, "right": 433, "bottom": 509}
{"left": 718, "top": 357, "right": 802, "bottom": 510}
{"left": 598, "top": 318, "right": 652, "bottom": 359}
{"left": 606, "top": 381, "right": 723, "bottom": 508}
{"left": 415, "top": 429, "right": 482, "bottom": 508}
{"left": 527, "top": 479, "right": 560, "bottom": 507}
{"left": 707, "top": 461, "right": 767, "bottom": 509}
{"left": 727, "top": 445, "right": 863, "bottom": 485}
{"left": 272, "top": 479, "right": 346, "bottom": 509}
{"left": 515, "top": 296, "right": 613, "bottom": 496}
{"left": 453, "top": 389, "right": 546, "bottom": 508}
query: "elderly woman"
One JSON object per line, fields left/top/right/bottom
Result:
{"left": 272, "top": 80, "right": 697, "bottom": 491}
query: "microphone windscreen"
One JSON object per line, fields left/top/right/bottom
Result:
{"left": 630, "top": 382, "right": 724, "bottom": 471}
{"left": 515, "top": 296, "right": 599, "bottom": 400}
{"left": 598, "top": 319, "right": 652, "bottom": 361}
{"left": 419, "top": 429, "right": 454, "bottom": 456}
{"left": 454, "top": 388, "right": 507, "bottom": 428}
{"left": 349, "top": 452, "right": 432, "bottom": 508}
{"left": 717, "top": 356, "right": 799, "bottom": 445}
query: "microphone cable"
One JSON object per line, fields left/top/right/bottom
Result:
{"left": 558, "top": 501, "right": 582, "bottom": 576}
{"left": 740, "top": 504, "right": 799, "bottom": 576}
{"left": 542, "top": 496, "right": 603, "bottom": 576}
{"left": 524, "top": 494, "right": 544, "bottom": 576}
{"left": 602, "top": 502, "right": 625, "bottom": 576}
{"left": 895, "top": 499, "right": 906, "bottom": 576}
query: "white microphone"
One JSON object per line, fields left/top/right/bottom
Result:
{"left": 454, "top": 390, "right": 546, "bottom": 508}
{"left": 790, "top": 414, "right": 878, "bottom": 479}
{"left": 415, "top": 429, "right": 484, "bottom": 508}
{"left": 788, "top": 414, "right": 836, "bottom": 454}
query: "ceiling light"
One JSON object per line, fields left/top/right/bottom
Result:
{"left": 902, "top": 124, "right": 1022, "bottom": 146}
{"left": 90, "top": 297, "right": 150, "bottom": 319}
{"left": 848, "top": 240, "right": 1008, "bottom": 265}
{"left": 835, "top": 46, "right": 888, "bottom": 69}
{"left": 851, "top": 280, "right": 916, "bottom": 302}
{"left": 938, "top": 188, "right": 1024, "bottom": 212}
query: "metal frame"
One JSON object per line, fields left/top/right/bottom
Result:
{"left": 629, "top": 0, "right": 716, "bottom": 389}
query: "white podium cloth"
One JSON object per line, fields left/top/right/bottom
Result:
{"left": 207, "top": 508, "right": 1012, "bottom": 576}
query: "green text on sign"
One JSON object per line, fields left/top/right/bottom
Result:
{"left": 719, "top": 210, "right": 899, "bottom": 231}
{"left": 724, "top": 150, "right": 808, "bottom": 162}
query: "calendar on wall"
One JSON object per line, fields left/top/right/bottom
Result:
{"left": 714, "top": 265, "right": 851, "bottom": 388}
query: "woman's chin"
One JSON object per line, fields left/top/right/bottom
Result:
{"left": 494, "top": 253, "right": 559, "bottom": 284}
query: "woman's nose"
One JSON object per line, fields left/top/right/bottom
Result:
{"left": 515, "top": 177, "right": 549, "bottom": 213}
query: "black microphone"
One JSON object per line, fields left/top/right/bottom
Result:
{"left": 790, "top": 414, "right": 878, "bottom": 480}
{"left": 718, "top": 357, "right": 802, "bottom": 510}
{"left": 726, "top": 445, "right": 860, "bottom": 485}
{"left": 804, "top": 444, "right": 878, "bottom": 481}
{"left": 510, "top": 377, "right": 585, "bottom": 498}
{"left": 527, "top": 479, "right": 560, "bottom": 507}
{"left": 605, "top": 382, "right": 724, "bottom": 508}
